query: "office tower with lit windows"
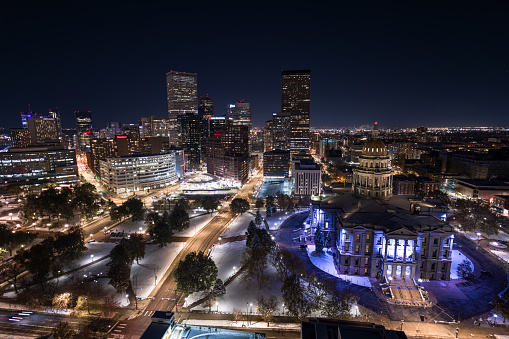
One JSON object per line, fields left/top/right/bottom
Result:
{"left": 166, "top": 71, "right": 198, "bottom": 146}
{"left": 263, "top": 120, "right": 273, "bottom": 152}
{"left": 199, "top": 95, "right": 215, "bottom": 119}
{"left": 281, "top": 70, "right": 311, "bottom": 154}
{"left": 48, "top": 108, "right": 62, "bottom": 140}
{"left": 141, "top": 116, "right": 170, "bottom": 137}
{"left": 178, "top": 112, "right": 201, "bottom": 170}
{"left": 74, "top": 111, "right": 93, "bottom": 148}
{"left": 272, "top": 111, "right": 291, "bottom": 150}
{"left": 198, "top": 95, "right": 214, "bottom": 158}
{"left": 206, "top": 117, "right": 249, "bottom": 184}
{"left": 227, "top": 100, "right": 251, "bottom": 129}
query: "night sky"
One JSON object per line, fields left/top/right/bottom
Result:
{"left": 1, "top": 1, "right": 508, "bottom": 129}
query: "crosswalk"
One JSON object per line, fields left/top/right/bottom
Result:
{"left": 143, "top": 310, "right": 156, "bottom": 317}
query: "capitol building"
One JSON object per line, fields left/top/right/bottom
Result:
{"left": 307, "top": 123, "right": 453, "bottom": 281}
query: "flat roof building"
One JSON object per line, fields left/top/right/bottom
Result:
{"left": 263, "top": 149, "right": 290, "bottom": 178}
{"left": 100, "top": 151, "right": 184, "bottom": 194}
{"left": 0, "top": 145, "right": 78, "bottom": 186}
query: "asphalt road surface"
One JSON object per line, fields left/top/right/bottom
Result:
{"left": 0, "top": 309, "right": 88, "bottom": 337}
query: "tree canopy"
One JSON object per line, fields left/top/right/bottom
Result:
{"left": 174, "top": 251, "right": 218, "bottom": 294}
{"left": 230, "top": 198, "right": 250, "bottom": 214}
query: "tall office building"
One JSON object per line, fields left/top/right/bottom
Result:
{"left": 141, "top": 116, "right": 170, "bottom": 137}
{"left": 263, "top": 120, "right": 273, "bottom": 152}
{"left": 206, "top": 117, "right": 249, "bottom": 184}
{"left": 198, "top": 95, "right": 215, "bottom": 159}
{"left": 48, "top": 108, "right": 62, "bottom": 140}
{"left": 74, "top": 111, "right": 93, "bottom": 148}
{"left": 227, "top": 100, "right": 251, "bottom": 129}
{"left": 178, "top": 113, "right": 201, "bottom": 170}
{"left": 281, "top": 70, "right": 311, "bottom": 154}
{"left": 199, "top": 95, "right": 215, "bottom": 119}
{"left": 272, "top": 111, "right": 291, "bottom": 150}
{"left": 166, "top": 71, "right": 198, "bottom": 146}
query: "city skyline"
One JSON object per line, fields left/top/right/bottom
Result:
{"left": 1, "top": 1, "right": 508, "bottom": 130}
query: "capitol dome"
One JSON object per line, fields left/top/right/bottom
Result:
{"left": 352, "top": 122, "right": 393, "bottom": 199}
{"left": 362, "top": 139, "right": 387, "bottom": 156}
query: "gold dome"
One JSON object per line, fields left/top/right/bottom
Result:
{"left": 362, "top": 139, "right": 387, "bottom": 155}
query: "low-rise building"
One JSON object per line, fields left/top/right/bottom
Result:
{"left": 491, "top": 195, "right": 509, "bottom": 216}
{"left": 393, "top": 175, "right": 416, "bottom": 195}
{"left": 100, "top": 151, "right": 184, "bottom": 194}
{"left": 0, "top": 145, "right": 78, "bottom": 186}
{"left": 455, "top": 179, "right": 509, "bottom": 200}
{"left": 294, "top": 158, "right": 321, "bottom": 196}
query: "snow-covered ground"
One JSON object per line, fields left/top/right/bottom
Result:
{"left": 306, "top": 245, "right": 372, "bottom": 287}
{"left": 448, "top": 249, "right": 474, "bottom": 280}
{"left": 185, "top": 239, "right": 285, "bottom": 314}
{"left": 27, "top": 241, "right": 185, "bottom": 307}
{"left": 462, "top": 230, "right": 509, "bottom": 242}
{"left": 489, "top": 249, "right": 509, "bottom": 265}
{"left": 175, "top": 211, "right": 218, "bottom": 237}
{"left": 209, "top": 241, "right": 245, "bottom": 282}
{"left": 221, "top": 212, "right": 252, "bottom": 237}
{"left": 259, "top": 208, "right": 309, "bottom": 231}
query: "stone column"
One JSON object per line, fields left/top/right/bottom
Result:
{"left": 384, "top": 238, "right": 389, "bottom": 260}
{"left": 394, "top": 239, "right": 398, "bottom": 261}
{"left": 403, "top": 240, "right": 407, "bottom": 263}
{"left": 413, "top": 240, "right": 417, "bottom": 262}
{"left": 411, "top": 265, "right": 416, "bottom": 279}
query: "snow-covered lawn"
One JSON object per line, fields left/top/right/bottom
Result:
{"left": 489, "top": 249, "right": 509, "bottom": 265}
{"left": 185, "top": 240, "right": 284, "bottom": 314}
{"left": 306, "top": 245, "right": 372, "bottom": 287}
{"left": 450, "top": 249, "right": 474, "bottom": 280}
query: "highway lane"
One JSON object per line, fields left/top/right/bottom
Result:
{"left": 0, "top": 309, "right": 89, "bottom": 337}
{"left": 121, "top": 172, "right": 263, "bottom": 338}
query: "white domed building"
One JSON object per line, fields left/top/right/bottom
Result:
{"left": 352, "top": 123, "right": 393, "bottom": 199}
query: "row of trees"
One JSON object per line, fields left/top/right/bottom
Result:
{"left": 145, "top": 200, "right": 190, "bottom": 247}
{"left": 5, "top": 226, "right": 87, "bottom": 293}
{"left": 447, "top": 198, "right": 509, "bottom": 235}
{"left": 153, "top": 196, "right": 221, "bottom": 214}
{"left": 239, "top": 214, "right": 358, "bottom": 323}
{"left": 110, "top": 197, "right": 145, "bottom": 222}
{"left": 22, "top": 183, "right": 104, "bottom": 222}
{"left": 107, "top": 235, "right": 146, "bottom": 295}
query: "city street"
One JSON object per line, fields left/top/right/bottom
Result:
{"left": 115, "top": 171, "right": 263, "bottom": 338}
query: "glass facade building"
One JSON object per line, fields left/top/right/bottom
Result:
{"left": 281, "top": 70, "right": 311, "bottom": 154}
{"left": 166, "top": 71, "right": 198, "bottom": 146}
{"left": 100, "top": 151, "right": 184, "bottom": 194}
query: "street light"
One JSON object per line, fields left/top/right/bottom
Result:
{"left": 217, "top": 301, "right": 219, "bottom": 312}
{"left": 91, "top": 254, "right": 94, "bottom": 262}
{"left": 9, "top": 212, "right": 12, "bottom": 220}
{"left": 476, "top": 232, "right": 481, "bottom": 243}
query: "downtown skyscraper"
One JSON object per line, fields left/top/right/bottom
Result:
{"left": 166, "top": 71, "right": 198, "bottom": 146}
{"left": 281, "top": 70, "right": 311, "bottom": 154}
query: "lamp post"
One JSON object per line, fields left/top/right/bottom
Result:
{"left": 217, "top": 301, "right": 219, "bottom": 313}
{"left": 9, "top": 212, "right": 12, "bottom": 220}
{"left": 476, "top": 232, "right": 481, "bottom": 244}
{"left": 91, "top": 254, "right": 94, "bottom": 263}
